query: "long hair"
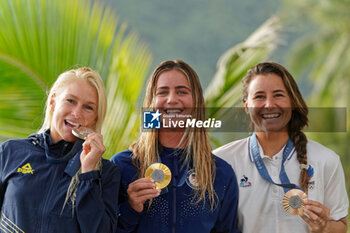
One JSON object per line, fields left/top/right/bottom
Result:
{"left": 130, "top": 60, "right": 217, "bottom": 209}
{"left": 242, "top": 62, "right": 310, "bottom": 192}
{"left": 39, "top": 67, "right": 107, "bottom": 215}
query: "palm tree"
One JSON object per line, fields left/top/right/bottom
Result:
{"left": 0, "top": 0, "right": 281, "bottom": 158}
{"left": 282, "top": 0, "right": 350, "bottom": 192}
{"left": 282, "top": 0, "right": 350, "bottom": 227}
{"left": 205, "top": 16, "right": 281, "bottom": 146}
{"left": 0, "top": 0, "right": 152, "bottom": 156}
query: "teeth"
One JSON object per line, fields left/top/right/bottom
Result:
{"left": 166, "top": 109, "right": 182, "bottom": 114}
{"left": 262, "top": 113, "right": 279, "bottom": 119}
{"left": 66, "top": 120, "right": 80, "bottom": 127}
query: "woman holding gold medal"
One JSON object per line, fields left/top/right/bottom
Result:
{"left": 110, "top": 60, "right": 240, "bottom": 233}
{"left": 214, "top": 62, "right": 348, "bottom": 233}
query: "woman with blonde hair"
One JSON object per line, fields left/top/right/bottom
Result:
{"left": 214, "top": 62, "right": 348, "bottom": 233}
{"left": 0, "top": 67, "right": 120, "bottom": 232}
{"left": 111, "top": 60, "right": 240, "bottom": 233}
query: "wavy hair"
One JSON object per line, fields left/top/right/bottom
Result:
{"left": 242, "top": 62, "right": 310, "bottom": 192}
{"left": 130, "top": 60, "right": 217, "bottom": 209}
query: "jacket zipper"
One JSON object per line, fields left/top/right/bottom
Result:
{"left": 172, "top": 155, "right": 178, "bottom": 233}
{"left": 172, "top": 187, "right": 176, "bottom": 233}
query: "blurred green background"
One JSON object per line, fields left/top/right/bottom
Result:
{"left": 0, "top": 0, "right": 349, "bottom": 230}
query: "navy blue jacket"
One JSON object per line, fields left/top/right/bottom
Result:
{"left": 0, "top": 131, "right": 120, "bottom": 233}
{"left": 110, "top": 147, "right": 240, "bottom": 233}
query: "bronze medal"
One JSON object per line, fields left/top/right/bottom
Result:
{"left": 282, "top": 189, "right": 308, "bottom": 215}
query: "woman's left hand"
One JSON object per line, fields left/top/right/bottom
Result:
{"left": 80, "top": 132, "right": 105, "bottom": 173}
{"left": 301, "top": 199, "right": 330, "bottom": 233}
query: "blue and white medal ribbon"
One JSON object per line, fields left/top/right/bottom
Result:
{"left": 250, "top": 133, "right": 308, "bottom": 215}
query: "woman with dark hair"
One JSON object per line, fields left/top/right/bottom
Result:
{"left": 214, "top": 62, "right": 348, "bottom": 233}
{"left": 111, "top": 60, "right": 240, "bottom": 233}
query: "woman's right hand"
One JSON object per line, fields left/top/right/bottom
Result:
{"left": 127, "top": 178, "right": 161, "bottom": 213}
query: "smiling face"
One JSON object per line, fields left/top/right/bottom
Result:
{"left": 49, "top": 79, "right": 98, "bottom": 143}
{"left": 154, "top": 69, "right": 193, "bottom": 115}
{"left": 244, "top": 73, "right": 292, "bottom": 132}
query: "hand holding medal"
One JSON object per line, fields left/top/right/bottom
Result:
{"left": 125, "top": 163, "right": 171, "bottom": 213}
{"left": 72, "top": 126, "right": 105, "bottom": 173}
{"left": 301, "top": 199, "right": 331, "bottom": 233}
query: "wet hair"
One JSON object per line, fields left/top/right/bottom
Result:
{"left": 130, "top": 60, "right": 217, "bottom": 209}
{"left": 39, "top": 67, "right": 106, "bottom": 215}
{"left": 243, "top": 62, "right": 310, "bottom": 192}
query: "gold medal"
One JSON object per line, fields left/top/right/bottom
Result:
{"left": 145, "top": 163, "right": 172, "bottom": 189}
{"left": 282, "top": 189, "right": 308, "bottom": 215}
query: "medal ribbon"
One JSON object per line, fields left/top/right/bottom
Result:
{"left": 170, "top": 163, "right": 189, "bottom": 188}
{"left": 158, "top": 157, "right": 189, "bottom": 188}
{"left": 250, "top": 133, "right": 303, "bottom": 193}
{"left": 158, "top": 147, "right": 190, "bottom": 190}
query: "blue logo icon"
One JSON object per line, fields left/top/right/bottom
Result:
{"left": 307, "top": 165, "right": 314, "bottom": 178}
{"left": 143, "top": 110, "right": 161, "bottom": 129}
{"left": 239, "top": 175, "right": 252, "bottom": 187}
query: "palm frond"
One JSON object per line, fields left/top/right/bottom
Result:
{"left": 205, "top": 16, "right": 282, "bottom": 121}
{"left": 0, "top": 0, "right": 152, "bottom": 150}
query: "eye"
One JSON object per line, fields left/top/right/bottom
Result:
{"left": 178, "top": 91, "right": 187, "bottom": 95}
{"left": 254, "top": 95, "right": 265, "bottom": 99}
{"left": 156, "top": 90, "right": 168, "bottom": 96}
{"left": 85, "top": 105, "right": 94, "bottom": 111}
{"left": 66, "top": 99, "right": 74, "bottom": 104}
{"left": 177, "top": 89, "right": 190, "bottom": 95}
{"left": 274, "top": 93, "right": 284, "bottom": 98}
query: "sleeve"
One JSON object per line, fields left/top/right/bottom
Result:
{"left": 110, "top": 153, "right": 144, "bottom": 233}
{"left": 211, "top": 168, "right": 241, "bottom": 233}
{"left": 116, "top": 199, "right": 143, "bottom": 233}
{"left": 323, "top": 156, "right": 349, "bottom": 221}
{"left": 75, "top": 162, "right": 120, "bottom": 233}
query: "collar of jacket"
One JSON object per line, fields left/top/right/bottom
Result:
{"left": 28, "top": 129, "right": 82, "bottom": 177}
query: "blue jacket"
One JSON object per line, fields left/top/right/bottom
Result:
{"left": 110, "top": 147, "right": 240, "bottom": 233}
{"left": 0, "top": 131, "right": 120, "bottom": 233}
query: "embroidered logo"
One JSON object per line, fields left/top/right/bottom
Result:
{"left": 307, "top": 165, "right": 314, "bottom": 178}
{"left": 308, "top": 180, "right": 315, "bottom": 190}
{"left": 239, "top": 175, "right": 252, "bottom": 187}
{"left": 186, "top": 169, "right": 199, "bottom": 189}
{"left": 308, "top": 165, "right": 315, "bottom": 190}
{"left": 17, "top": 163, "right": 35, "bottom": 174}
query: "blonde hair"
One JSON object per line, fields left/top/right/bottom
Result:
{"left": 130, "top": 60, "right": 217, "bottom": 209}
{"left": 39, "top": 67, "right": 107, "bottom": 216}
{"left": 39, "top": 67, "right": 107, "bottom": 134}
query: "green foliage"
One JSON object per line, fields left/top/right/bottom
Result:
{"left": 204, "top": 17, "right": 281, "bottom": 146}
{"left": 0, "top": 0, "right": 152, "bottom": 157}
{"left": 205, "top": 16, "right": 281, "bottom": 108}
{"left": 282, "top": 0, "right": 350, "bottom": 227}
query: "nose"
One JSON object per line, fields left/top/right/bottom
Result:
{"left": 264, "top": 96, "right": 275, "bottom": 109}
{"left": 71, "top": 106, "right": 83, "bottom": 119}
{"left": 166, "top": 91, "right": 178, "bottom": 104}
